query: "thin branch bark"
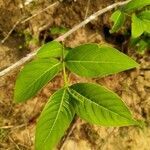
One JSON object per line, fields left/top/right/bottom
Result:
{"left": 1, "top": 19, "right": 22, "bottom": 44}
{"left": 0, "top": 0, "right": 131, "bottom": 77}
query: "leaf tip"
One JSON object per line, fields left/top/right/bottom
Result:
{"left": 134, "top": 120, "right": 145, "bottom": 129}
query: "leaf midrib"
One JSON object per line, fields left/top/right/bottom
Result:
{"left": 112, "top": 11, "right": 122, "bottom": 30}
{"left": 42, "top": 89, "right": 66, "bottom": 148}
{"left": 66, "top": 60, "right": 128, "bottom": 64}
{"left": 71, "top": 88, "right": 132, "bottom": 121}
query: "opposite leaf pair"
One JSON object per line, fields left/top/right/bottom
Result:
{"left": 14, "top": 41, "right": 140, "bottom": 150}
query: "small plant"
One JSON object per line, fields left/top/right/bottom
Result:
{"left": 110, "top": 0, "right": 150, "bottom": 53}
{"left": 14, "top": 40, "right": 142, "bottom": 150}
{"left": 13, "top": 0, "right": 150, "bottom": 149}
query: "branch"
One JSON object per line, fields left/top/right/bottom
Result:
{"left": 0, "top": 0, "right": 131, "bottom": 77}
{"left": 1, "top": 19, "right": 21, "bottom": 44}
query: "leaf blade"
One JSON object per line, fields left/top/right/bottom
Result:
{"left": 110, "top": 10, "right": 125, "bottom": 33}
{"left": 138, "top": 10, "right": 150, "bottom": 20}
{"left": 35, "top": 88, "right": 75, "bottom": 150}
{"left": 65, "top": 44, "right": 138, "bottom": 77}
{"left": 138, "top": 11, "right": 150, "bottom": 34}
{"left": 37, "top": 41, "right": 63, "bottom": 58}
{"left": 69, "top": 83, "right": 138, "bottom": 126}
{"left": 122, "top": 0, "right": 150, "bottom": 12}
{"left": 132, "top": 14, "right": 145, "bottom": 38}
{"left": 14, "top": 58, "right": 62, "bottom": 102}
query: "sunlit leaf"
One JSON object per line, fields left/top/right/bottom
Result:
{"left": 110, "top": 10, "right": 125, "bottom": 33}
{"left": 37, "top": 41, "right": 63, "bottom": 58}
{"left": 69, "top": 83, "right": 139, "bottom": 126}
{"left": 122, "top": 0, "right": 150, "bottom": 12}
{"left": 131, "top": 14, "right": 149, "bottom": 38}
{"left": 14, "top": 59, "right": 62, "bottom": 102}
{"left": 35, "top": 88, "right": 75, "bottom": 150}
{"left": 65, "top": 43, "right": 138, "bottom": 77}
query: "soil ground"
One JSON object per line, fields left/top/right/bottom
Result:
{"left": 0, "top": 0, "right": 150, "bottom": 150}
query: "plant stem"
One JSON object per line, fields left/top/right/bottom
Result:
{"left": 62, "top": 45, "right": 68, "bottom": 87}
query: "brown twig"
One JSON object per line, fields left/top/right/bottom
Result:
{"left": 1, "top": 19, "right": 22, "bottom": 44}
{"left": 0, "top": 0, "right": 131, "bottom": 77}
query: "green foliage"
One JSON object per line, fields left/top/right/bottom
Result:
{"left": 110, "top": 0, "right": 150, "bottom": 53}
{"left": 69, "top": 83, "right": 138, "bottom": 126}
{"left": 131, "top": 14, "right": 145, "bottom": 38}
{"left": 122, "top": 0, "right": 150, "bottom": 12}
{"left": 35, "top": 88, "right": 75, "bottom": 150}
{"left": 14, "top": 58, "right": 62, "bottom": 102}
{"left": 37, "top": 41, "right": 63, "bottom": 58}
{"left": 130, "top": 36, "right": 150, "bottom": 54}
{"left": 138, "top": 10, "right": 150, "bottom": 20}
{"left": 65, "top": 43, "right": 138, "bottom": 77}
{"left": 14, "top": 41, "right": 141, "bottom": 150}
{"left": 138, "top": 10, "right": 150, "bottom": 34}
{"left": 110, "top": 10, "right": 126, "bottom": 33}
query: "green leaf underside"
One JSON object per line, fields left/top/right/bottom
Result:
{"left": 35, "top": 88, "right": 75, "bottom": 150}
{"left": 110, "top": 10, "right": 125, "bottom": 33}
{"left": 122, "top": 0, "right": 150, "bottom": 12}
{"left": 37, "top": 41, "right": 62, "bottom": 58}
{"left": 14, "top": 59, "right": 61, "bottom": 102}
{"left": 69, "top": 83, "right": 137, "bottom": 126}
{"left": 65, "top": 44, "right": 138, "bottom": 78}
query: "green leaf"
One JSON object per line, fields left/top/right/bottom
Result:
{"left": 14, "top": 59, "right": 62, "bottom": 102}
{"left": 65, "top": 43, "right": 138, "bottom": 78}
{"left": 138, "top": 10, "right": 150, "bottom": 20}
{"left": 131, "top": 14, "right": 145, "bottom": 38}
{"left": 110, "top": 10, "right": 125, "bottom": 33}
{"left": 122, "top": 0, "right": 150, "bottom": 12}
{"left": 69, "top": 83, "right": 138, "bottom": 126}
{"left": 37, "top": 41, "right": 63, "bottom": 58}
{"left": 35, "top": 88, "right": 75, "bottom": 150}
{"left": 138, "top": 11, "right": 150, "bottom": 33}
{"left": 143, "top": 20, "right": 150, "bottom": 33}
{"left": 131, "top": 14, "right": 150, "bottom": 38}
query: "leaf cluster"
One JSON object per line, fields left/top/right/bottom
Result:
{"left": 110, "top": 0, "right": 150, "bottom": 53}
{"left": 14, "top": 41, "right": 141, "bottom": 150}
